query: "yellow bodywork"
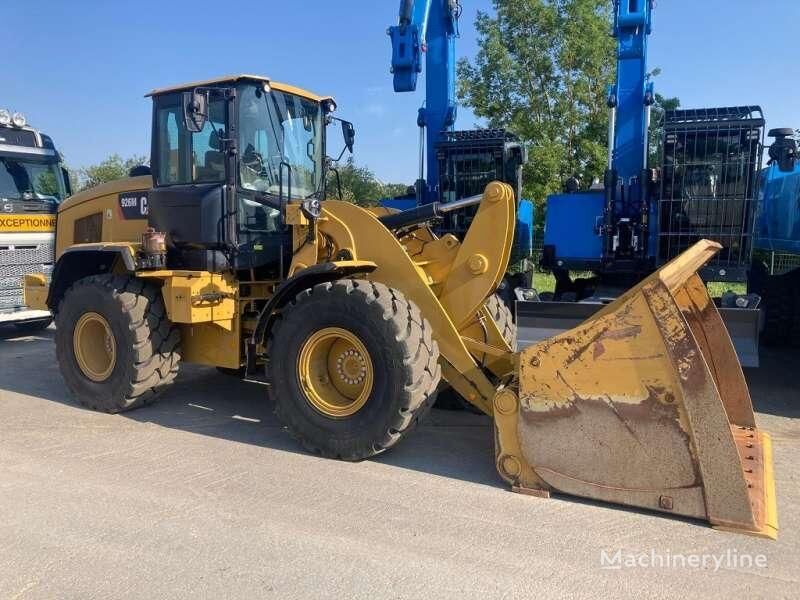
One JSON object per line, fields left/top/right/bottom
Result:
{"left": 54, "top": 176, "right": 153, "bottom": 258}
{"left": 31, "top": 175, "right": 777, "bottom": 538}
{"left": 494, "top": 240, "right": 777, "bottom": 539}
{"left": 146, "top": 74, "right": 334, "bottom": 105}
{"left": 23, "top": 274, "right": 49, "bottom": 311}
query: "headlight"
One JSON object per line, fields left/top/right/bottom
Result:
{"left": 11, "top": 112, "right": 26, "bottom": 128}
{"left": 0, "top": 109, "right": 10, "bottom": 126}
{"left": 323, "top": 99, "right": 337, "bottom": 114}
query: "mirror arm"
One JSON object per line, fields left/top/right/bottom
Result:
{"left": 328, "top": 165, "right": 343, "bottom": 201}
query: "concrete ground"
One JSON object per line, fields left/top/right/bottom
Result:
{"left": 0, "top": 326, "right": 798, "bottom": 600}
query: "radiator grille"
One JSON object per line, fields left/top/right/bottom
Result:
{"left": 0, "top": 242, "right": 54, "bottom": 267}
{"left": 0, "top": 242, "right": 54, "bottom": 309}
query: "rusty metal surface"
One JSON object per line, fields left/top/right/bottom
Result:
{"left": 517, "top": 290, "right": 701, "bottom": 495}
{"left": 496, "top": 240, "right": 778, "bottom": 537}
{"left": 674, "top": 274, "right": 756, "bottom": 427}
{"left": 515, "top": 299, "right": 761, "bottom": 368}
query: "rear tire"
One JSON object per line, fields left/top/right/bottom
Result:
{"left": 267, "top": 279, "right": 440, "bottom": 460}
{"left": 55, "top": 274, "right": 181, "bottom": 413}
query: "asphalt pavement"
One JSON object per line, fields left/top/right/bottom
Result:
{"left": 1, "top": 326, "right": 798, "bottom": 599}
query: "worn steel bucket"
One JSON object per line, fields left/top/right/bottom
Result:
{"left": 494, "top": 240, "right": 777, "bottom": 538}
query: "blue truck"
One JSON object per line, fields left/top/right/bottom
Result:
{"left": 752, "top": 128, "right": 800, "bottom": 345}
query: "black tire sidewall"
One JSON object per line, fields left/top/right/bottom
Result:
{"left": 55, "top": 278, "right": 138, "bottom": 409}
{"left": 269, "top": 286, "right": 410, "bottom": 457}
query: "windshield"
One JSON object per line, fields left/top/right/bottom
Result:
{"left": 0, "top": 157, "right": 66, "bottom": 203}
{"left": 238, "top": 84, "right": 323, "bottom": 198}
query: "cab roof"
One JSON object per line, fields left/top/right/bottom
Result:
{"left": 146, "top": 74, "right": 334, "bottom": 104}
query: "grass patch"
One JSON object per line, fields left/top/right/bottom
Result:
{"left": 532, "top": 272, "right": 556, "bottom": 293}
{"left": 530, "top": 271, "right": 746, "bottom": 298}
{"left": 707, "top": 281, "right": 746, "bottom": 297}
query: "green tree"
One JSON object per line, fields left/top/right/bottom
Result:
{"left": 326, "top": 158, "right": 410, "bottom": 206}
{"left": 76, "top": 154, "right": 148, "bottom": 192}
{"left": 33, "top": 170, "right": 60, "bottom": 198}
{"left": 648, "top": 91, "right": 680, "bottom": 167}
{"left": 457, "top": 0, "right": 616, "bottom": 209}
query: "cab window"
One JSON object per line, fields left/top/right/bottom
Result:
{"left": 153, "top": 93, "right": 226, "bottom": 186}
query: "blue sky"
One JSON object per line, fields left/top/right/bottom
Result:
{"left": 6, "top": 1, "right": 799, "bottom": 184}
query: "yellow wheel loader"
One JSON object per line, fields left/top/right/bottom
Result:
{"left": 24, "top": 75, "right": 777, "bottom": 538}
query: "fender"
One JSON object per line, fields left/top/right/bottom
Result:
{"left": 46, "top": 244, "right": 137, "bottom": 310}
{"left": 246, "top": 260, "right": 377, "bottom": 376}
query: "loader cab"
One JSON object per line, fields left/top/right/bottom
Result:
{"left": 146, "top": 75, "right": 341, "bottom": 278}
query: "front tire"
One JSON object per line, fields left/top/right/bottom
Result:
{"left": 267, "top": 279, "right": 441, "bottom": 460}
{"left": 55, "top": 275, "right": 181, "bottom": 413}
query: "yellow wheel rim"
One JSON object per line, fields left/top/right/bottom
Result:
{"left": 73, "top": 312, "right": 117, "bottom": 382}
{"left": 297, "top": 327, "right": 374, "bottom": 418}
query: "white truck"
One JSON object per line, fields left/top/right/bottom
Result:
{"left": 0, "top": 108, "right": 70, "bottom": 331}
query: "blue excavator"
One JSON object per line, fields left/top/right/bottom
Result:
{"left": 518, "top": 0, "right": 767, "bottom": 366}
{"left": 384, "top": 0, "right": 535, "bottom": 289}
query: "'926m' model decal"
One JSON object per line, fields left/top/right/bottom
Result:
{"left": 118, "top": 192, "right": 149, "bottom": 219}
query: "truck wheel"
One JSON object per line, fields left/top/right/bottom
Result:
{"left": 13, "top": 317, "right": 53, "bottom": 333}
{"left": 267, "top": 279, "right": 441, "bottom": 460}
{"left": 55, "top": 274, "right": 181, "bottom": 413}
{"left": 435, "top": 293, "right": 516, "bottom": 413}
{"left": 762, "top": 277, "right": 793, "bottom": 346}
{"left": 791, "top": 274, "right": 800, "bottom": 348}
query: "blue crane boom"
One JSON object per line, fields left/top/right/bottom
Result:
{"left": 389, "top": 0, "right": 460, "bottom": 204}
{"left": 602, "top": 0, "right": 655, "bottom": 267}
{"left": 533, "top": 0, "right": 769, "bottom": 365}
{"left": 543, "top": 0, "right": 657, "bottom": 273}
{"left": 607, "top": 0, "right": 654, "bottom": 184}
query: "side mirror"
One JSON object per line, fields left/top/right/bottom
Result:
{"left": 183, "top": 90, "right": 208, "bottom": 133}
{"left": 341, "top": 120, "right": 355, "bottom": 153}
{"left": 61, "top": 167, "right": 72, "bottom": 197}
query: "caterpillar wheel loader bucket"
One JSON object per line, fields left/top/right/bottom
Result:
{"left": 494, "top": 240, "right": 778, "bottom": 539}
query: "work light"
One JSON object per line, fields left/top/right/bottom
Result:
{"left": 0, "top": 109, "right": 10, "bottom": 126}
{"left": 11, "top": 112, "right": 26, "bottom": 128}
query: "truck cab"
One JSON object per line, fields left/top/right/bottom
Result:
{"left": 0, "top": 108, "right": 70, "bottom": 331}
